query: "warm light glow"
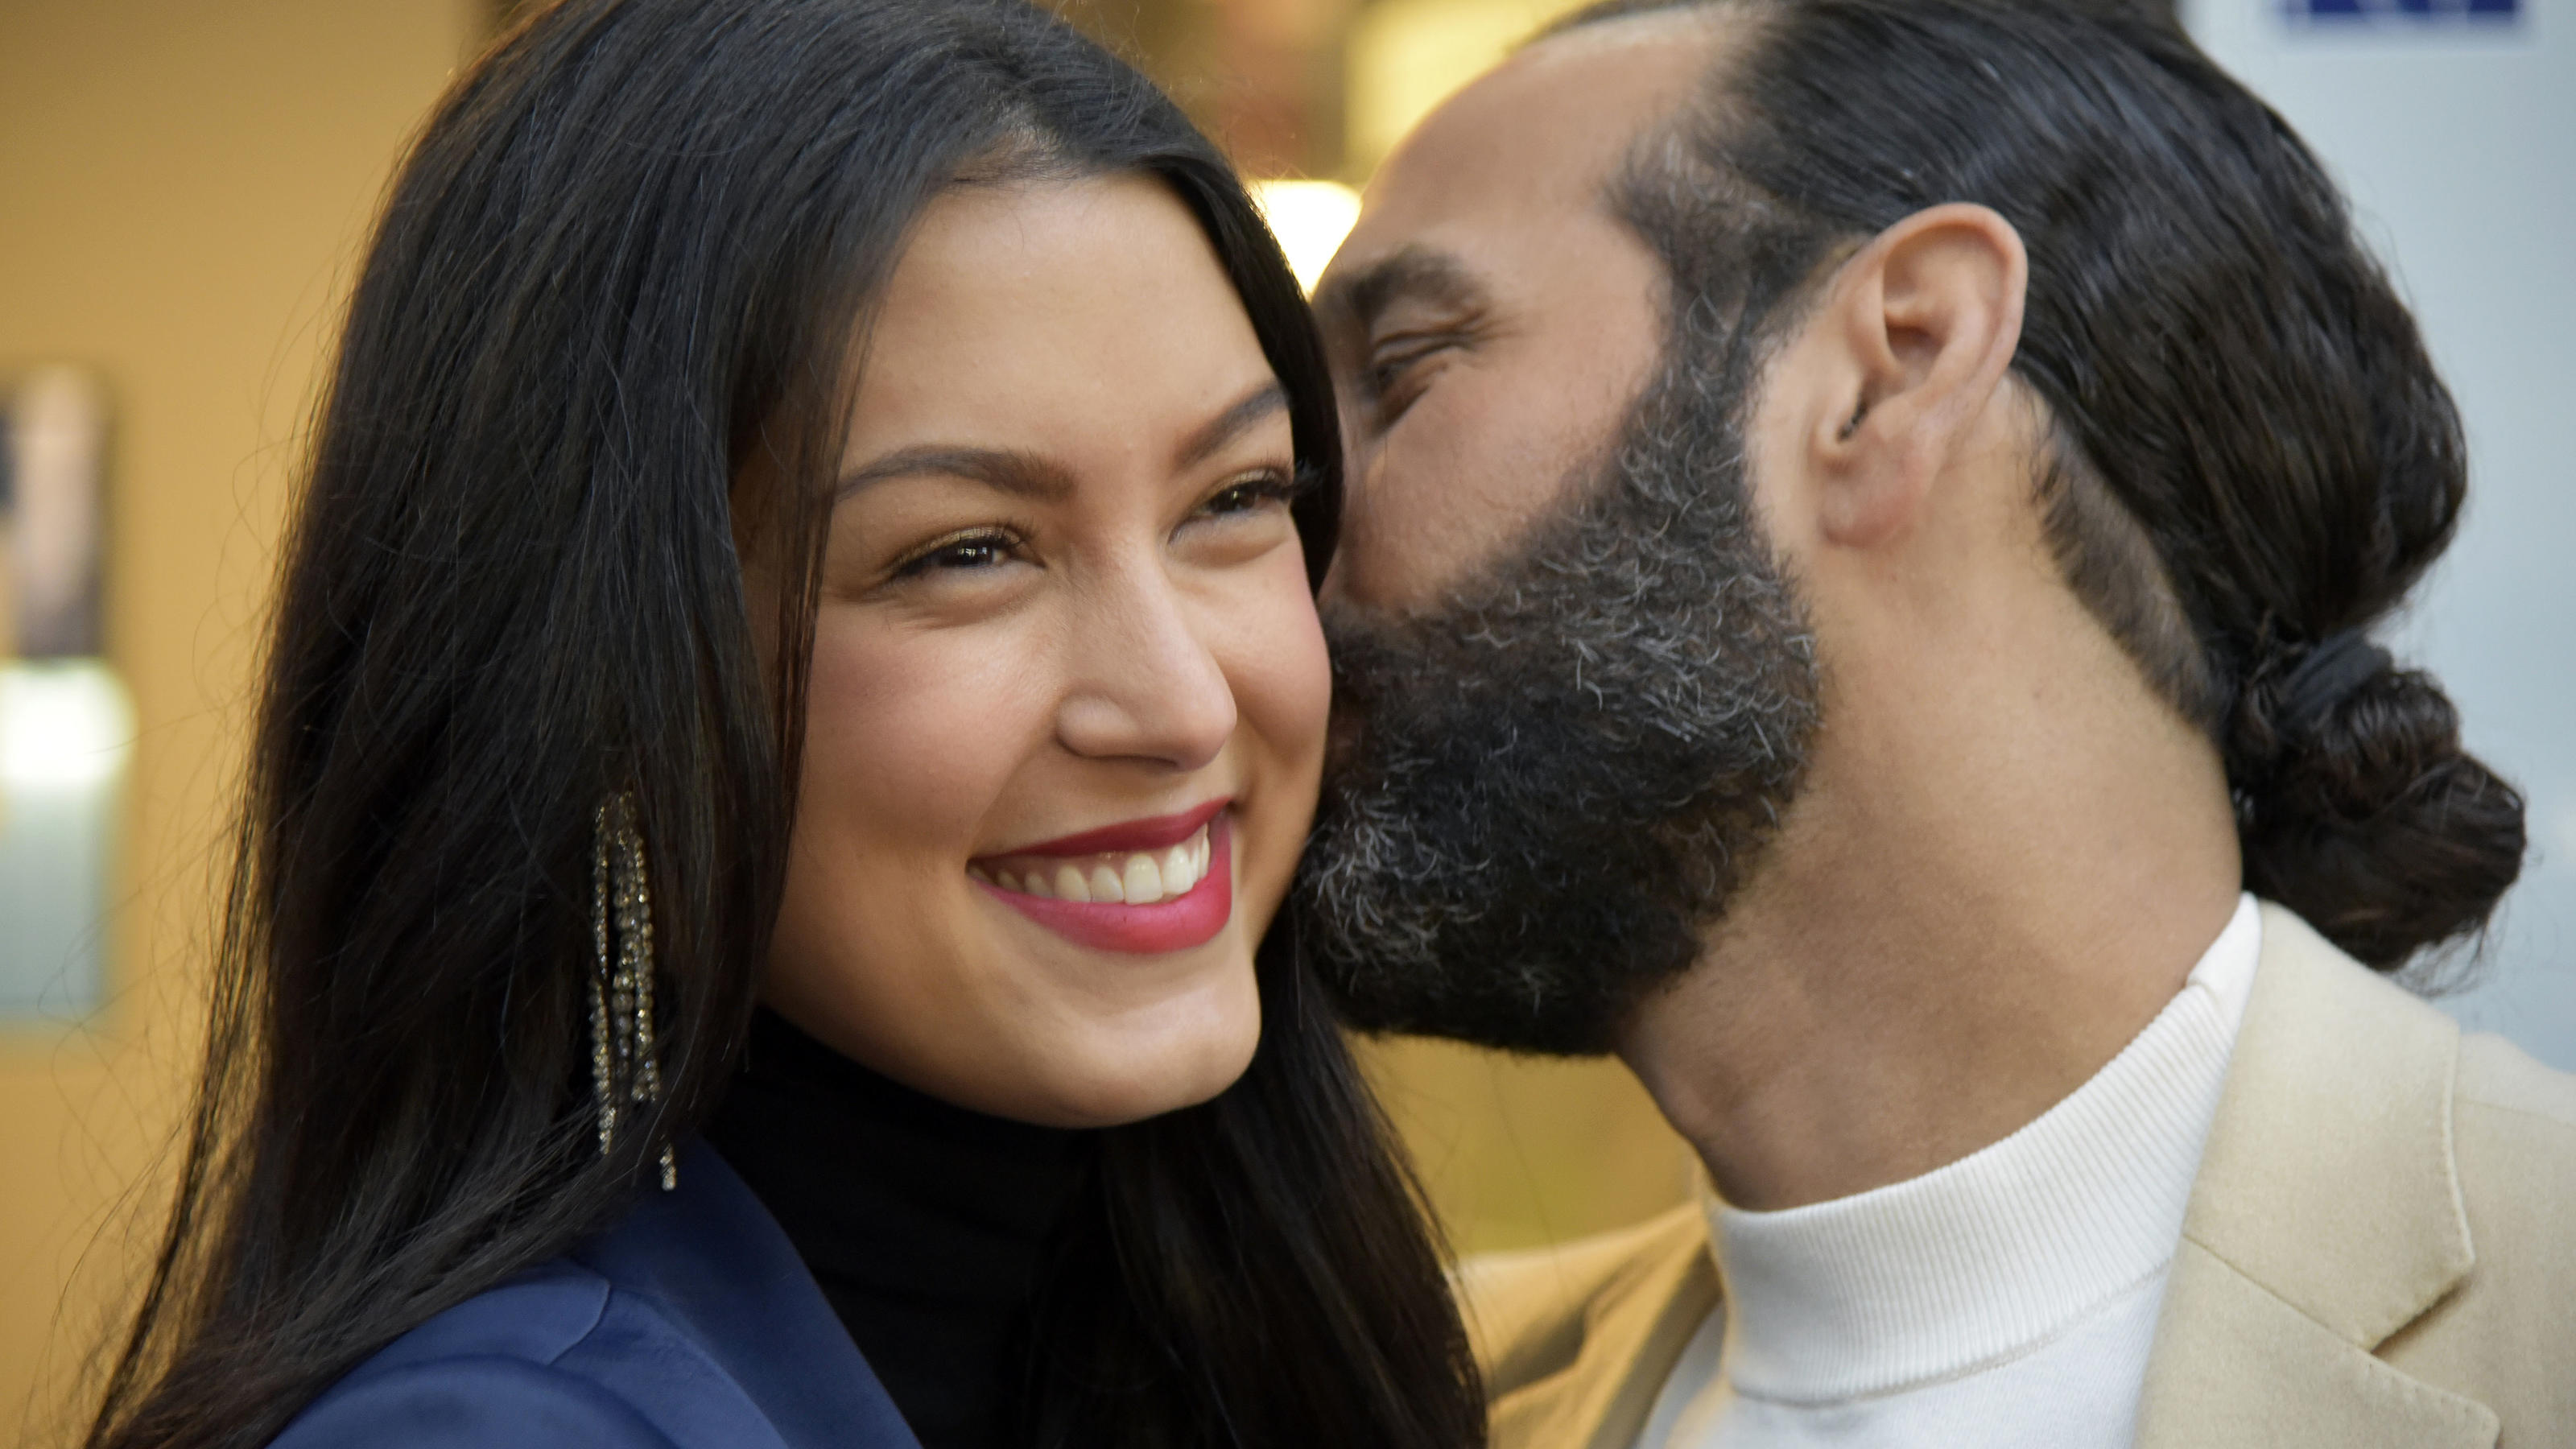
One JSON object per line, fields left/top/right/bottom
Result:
{"left": 0, "top": 660, "right": 134, "bottom": 791}
{"left": 1249, "top": 179, "right": 1364, "bottom": 294}
{"left": 1345, "top": 0, "right": 1591, "bottom": 177}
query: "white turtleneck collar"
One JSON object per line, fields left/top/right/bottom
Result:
{"left": 1640, "top": 893, "right": 2262, "bottom": 1446}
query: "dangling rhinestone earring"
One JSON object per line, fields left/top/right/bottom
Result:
{"left": 591, "top": 791, "right": 676, "bottom": 1191}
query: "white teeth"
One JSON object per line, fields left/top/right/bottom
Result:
{"left": 1160, "top": 844, "right": 1197, "bottom": 897}
{"left": 983, "top": 823, "right": 1215, "bottom": 909}
{"left": 1124, "top": 856, "right": 1163, "bottom": 904}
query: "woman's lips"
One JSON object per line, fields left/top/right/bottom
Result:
{"left": 971, "top": 814, "right": 1233, "bottom": 955}
{"left": 988, "top": 798, "right": 1230, "bottom": 858}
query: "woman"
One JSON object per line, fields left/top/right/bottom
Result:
{"left": 84, "top": 2, "right": 1484, "bottom": 1447}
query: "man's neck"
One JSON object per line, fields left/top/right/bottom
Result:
{"left": 1616, "top": 630, "right": 2244, "bottom": 1212}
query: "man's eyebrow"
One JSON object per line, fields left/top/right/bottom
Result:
{"left": 835, "top": 445, "right": 1079, "bottom": 502}
{"left": 1315, "top": 246, "right": 1488, "bottom": 335}
{"left": 1175, "top": 382, "right": 1289, "bottom": 471}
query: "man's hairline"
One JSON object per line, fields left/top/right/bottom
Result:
{"left": 1552, "top": 0, "right": 1797, "bottom": 341}
{"left": 1564, "top": 7, "right": 2203, "bottom": 733}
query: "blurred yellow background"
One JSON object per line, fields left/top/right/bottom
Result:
{"left": 0, "top": 0, "right": 1686, "bottom": 1439}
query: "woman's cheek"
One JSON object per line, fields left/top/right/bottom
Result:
{"left": 1219, "top": 553, "right": 1333, "bottom": 910}
{"left": 766, "top": 612, "right": 1051, "bottom": 1073}
{"left": 1253, "top": 552, "right": 1333, "bottom": 781}
{"left": 805, "top": 613, "right": 1042, "bottom": 849}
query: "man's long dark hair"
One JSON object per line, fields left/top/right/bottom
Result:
{"left": 1560, "top": 0, "right": 2525, "bottom": 975}
{"left": 83, "top": 3, "right": 1480, "bottom": 1447}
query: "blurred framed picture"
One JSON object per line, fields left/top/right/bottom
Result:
{"left": 2, "top": 365, "right": 127, "bottom": 1023}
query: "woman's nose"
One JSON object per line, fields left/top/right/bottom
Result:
{"left": 1053, "top": 568, "right": 1236, "bottom": 771}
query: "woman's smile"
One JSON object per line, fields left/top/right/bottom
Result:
{"left": 971, "top": 801, "right": 1234, "bottom": 954}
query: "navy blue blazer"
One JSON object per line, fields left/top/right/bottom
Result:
{"left": 272, "top": 1144, "right": 923, "bottom": 1448}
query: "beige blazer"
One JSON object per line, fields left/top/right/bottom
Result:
{"left": 1459, "top": 904, "right": 2576, "bottom": 1448}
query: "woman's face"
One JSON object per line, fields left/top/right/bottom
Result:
{"left": 758, "top": 175, "right": 1331, "bottom": 1128}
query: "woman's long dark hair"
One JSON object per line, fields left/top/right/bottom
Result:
{"left": 86, "top": 3, "right": 1480, "bottom": 1446}
{"left": 1563, "top": 0, "right": 2525, "bottom": 975}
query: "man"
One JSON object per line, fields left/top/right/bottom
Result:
{"left": 1294, "top": 2, "right": 2576, "bottom": 1446}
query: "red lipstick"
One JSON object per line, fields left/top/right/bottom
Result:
{"left": 971, "top": 802, "right": 1235, "bottom": 956}
{"left": 991, "top": 798, "right": 1230, "bottom": 858}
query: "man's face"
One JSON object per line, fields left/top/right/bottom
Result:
{"left": 1314, "top": 17, "right": 1713, "bottom": 613}
{"left": 1294, "top": 18, "right": 1824, "bottom": 1055}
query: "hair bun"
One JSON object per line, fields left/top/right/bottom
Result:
{"left": 2230, "top": 658, "right": 2525, "bottom": 973}
{"left": 2273, "top": 631, "right": 2393, "bottom": 739}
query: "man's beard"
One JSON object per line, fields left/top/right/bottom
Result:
{"left": 1290, "top": 345, "right": 1822, "bottom": 1055}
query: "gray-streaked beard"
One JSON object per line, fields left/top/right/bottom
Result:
{"left": 1291, "top": 346, "right": 1821, "bottom": 1056}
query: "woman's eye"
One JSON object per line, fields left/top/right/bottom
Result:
{"left": 1202, "top": 474, "right": 1290, "bottom": 517}
{"left": 1192, "top": 470, "right": 1301, "bottom": 523}
{"left": 893, "top": 531, "right": 1018, "bottom": 579}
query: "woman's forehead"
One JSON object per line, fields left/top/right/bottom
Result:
{"left": 843, "top": 175, "right": 1280, "bottom": 469}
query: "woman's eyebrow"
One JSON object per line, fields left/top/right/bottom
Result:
{"left": 1174, "top": 382, "right": 1289, "bottom": 472}
{"left": 834, "top": 382, "right": 1285, "bottom": 500}
{"left": 835, "top": 445, "right": 1080, "bottom": 502}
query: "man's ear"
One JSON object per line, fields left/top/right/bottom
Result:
{"left": 1801, "top": 204, "right": 2027, "bottom": 550}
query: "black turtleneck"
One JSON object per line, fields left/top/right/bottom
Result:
{"left": 704, "top": 1009, "right": 1095, "bottom": 1449}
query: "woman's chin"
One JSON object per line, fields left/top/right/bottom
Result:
{"left": 1010, "top": 991, "right": 1265, "bottom": 1129}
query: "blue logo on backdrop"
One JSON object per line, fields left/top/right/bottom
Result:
{"left": 2286, "top": 0, "right": 2519, "bottom": 20}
